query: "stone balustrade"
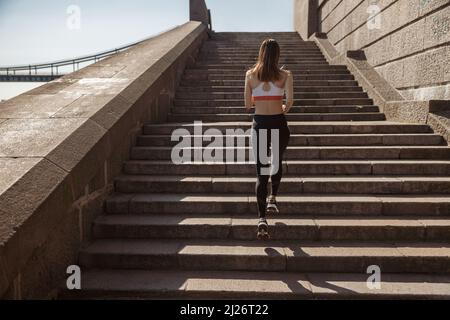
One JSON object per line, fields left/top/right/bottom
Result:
{"left": 0, "top": 21, "right": 208, "bottom": 299}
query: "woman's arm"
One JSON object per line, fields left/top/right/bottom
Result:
{"left": 283, "top": 70, "right": 294, "bottom": 114}
{"left": 244, "top": 70, "right": 254, "bottom": 111}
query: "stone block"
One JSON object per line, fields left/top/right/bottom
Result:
{"left": 0, "top": 118, "right": 86, "bottom": 158}
{"left": 0, "top": 93, "right": 82, "bottom": 119}
{"left": 0, "top": 159, "right": 72, "bottom": 296}
{"left": 424, "top": 5, "right": 450, "bottom": 49}
{"left": 384, "top": 101, "right": 430, "bottom": 124}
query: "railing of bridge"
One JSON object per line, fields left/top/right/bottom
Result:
{"left": 0, "top": 31, "right": 166, "bottom": 79}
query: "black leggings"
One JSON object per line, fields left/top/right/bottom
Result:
{"left": 251, "top": 114, "right": 291, "bottom": 218}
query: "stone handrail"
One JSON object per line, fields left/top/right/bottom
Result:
{"left": 0, "top": 21, "right": 208, "bottom": 299}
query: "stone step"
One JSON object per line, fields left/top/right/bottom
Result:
{"left": 176, "top": 86, "right": 363, "bottom": 93}
{"left": 210, "top": 42, "right": 304, "bottom": 45}
{"left": 130, "top": 146, "right": 450, "bottom": 161}
{"left": 192, "top": 61, "right": 348, "bottom": 69}
{"left": 193, "top": 63, "right": 342, "bottom": 69}
{"left": 205, "top": 45, "right": 316, "bottom": 49}
{"left": 206, "top": 39, "right": 314, "bottom": 43}
{"left": 202, "top": 45, "right": 319, "bottom": 51}
{"left": 93, "top": 214, "right": 450, "bottom": 242}
{"left": 198, "top": 56, "right": 325, "bottom": 61}
{"left": 208, "top": 35, "right": 308, "bottom": 39}
{"left": 199, "top": 61, "right": 329, "bottom": 67}
{"left": 212, "top": 36, "right": 302, "bottom": 39}
{"left": 202, "top": 53, "right": 324, "bottom": 58}
{"left": 211, "top": 34, "right": 303, "bottom": 39}
{"left": 211, "top": 32, "right": 300, "bottom": 36}
{"left": 199, "top": 52, "right": 323, "bottom": 57}
{"left": 115, "top": 175, "right": 450, "bottom": 195}
{"left": 175, "top": 92, "right": 367, "bottom": 100}
{"left": 143, "top": 122, "right": 432, "bottom": 135}
{"left": 212, "top": 31, "right": 300, "bottom": 34}
{"left": 206, "top": 38, "right": 311, "bottom": 41}
{"left": 203, "top": 46, "right": 318, "bottom": 49}
{"left": 198, "top": 60, "right": 329, "bottom": 65}
{"left": 185, "top": 69, "right": 349, "bottom": 76}
{"left": 167, "top": 113, "right": 385, "bottom": 123}
{"left": 79, "top": 239, "right": 450, "bottom": 273}
{"left": 123, "top": 160, "right": 450, "bottom": 176}
{"left": 136, "top": 133, "right": 445, "bottom": 147}
{"left": 202, "top": 43, "right": 319, "bottom": 48}
{"left": 105, "top": 193, "right": 450, "bottom": 216}
{"left": 198, "top": 53, "right": 325, "bottom": 58}
{"left": 212, "top": 32, "right": 301, "bottom": 35}
{"left": 200, "top": 51, "right": 323, "bottom": 56}
{"left": 182, "top": 74, "right": 350, "bottom": 81}
{"left": 171, "top": 105, "right": 378, "bottom": 114}
{"left": 173, "top": 98, "right": 373, "bottom": 107}
{"left": 211, "top": 37, "right": 303, "bottom": 40}
{"left": 59, "top": 269, "right": 450, "bottom": 300}
{"left": 202, "top": 51, "right": 326, "bottom": 59}
{"left": 210, "top": 39, "right": 306, "bottom": 42}
{"left": 180, "top": 79, "right": 359, "bottom": 87}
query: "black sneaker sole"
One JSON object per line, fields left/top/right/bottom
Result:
{"left": 256, "top": 224, "right": 270, "bottom": 240}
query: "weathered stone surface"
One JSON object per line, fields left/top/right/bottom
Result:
{"left": 312, "top": 33, "right": 450, "bottom": 145}
{"left": 47, "top": 119, "right": 109, "bottom": 199}
{"left": 61, "top": 269, "right": 450, "bottom": 299}
{"left": 0, "top": 93, "right": 82, "bottom": 119}
{"left": 0, "top": 118, "right": 87, "bottom": 157}
{"left": 429, "top": 111, "right": 450, "bottom": 145}
{"left": 0, "top": 158, "right": 41, "bottom": 195}
{"left": 313, "top": 0, "right": 449, "bottom": 100}
{"left": 294, "top": 0, "right": 319, "bottom": 40}
{"left": 313, "top": 33, "right": 403, "bottom": 113}
{"left": 384, "top": 101, "right": 430, "bottom": 124}
{"left": 0, "top": 159, "right": 71, "bottom": 296}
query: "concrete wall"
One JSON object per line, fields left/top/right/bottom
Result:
{"left": 0, "top": 21, "right": 208, "bottom": 299}
{"left": 317, "top": 0, "right": 450, "bottom": 100}
{"left": 294, "top": 0, "right": 319, "bottom": 40}
{"left": 190, "top": 0, "right": 211, "bottom": 28}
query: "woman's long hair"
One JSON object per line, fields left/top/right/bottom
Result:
{"left": 250, "top": 39, "right": 282, "bottom": 82}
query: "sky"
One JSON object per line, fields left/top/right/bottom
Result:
{"left": 0, "top": 0, "right": 294, "bottom": 66}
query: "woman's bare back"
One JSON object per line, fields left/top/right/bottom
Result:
{"left": 245, "top": 69, "right": 294, "bottom": 115}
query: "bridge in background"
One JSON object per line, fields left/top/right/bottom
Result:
{"left": 0, "top": 7, "right": 212, "bottom": 83}
{"left": 0, "top": 34, "right": 170, "bottom": 82}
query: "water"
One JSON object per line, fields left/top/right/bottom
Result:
{"left": 0, "top": 82, "right": 46, "bottom": 101}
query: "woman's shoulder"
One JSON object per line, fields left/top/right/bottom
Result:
{"left": 279, "top": 68, "right": 292, "bottom": 77}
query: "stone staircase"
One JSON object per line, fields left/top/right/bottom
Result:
{"left": 65, "top": 32, "right": 450, "bottom": 299}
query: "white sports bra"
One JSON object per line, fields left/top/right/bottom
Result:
{"left": 252, "top": 81, "right": 285, "bottom": 101}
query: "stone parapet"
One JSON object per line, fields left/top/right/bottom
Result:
{"left": 311, "top": 32, "right": 450, "bottom": 145}
{"left": 312, "top": 33, "right": 403, "bottom": 111}
{"left": 294, "top": 0, "right": 319, "bottom": 40}
{"left": 0, "top": 21, "right": 208, "bottom": 299}
{"left": 385, "top": 100, "right": 450, "bottom": 145}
